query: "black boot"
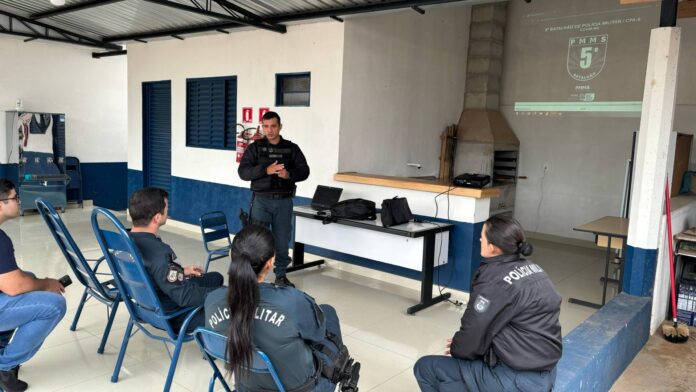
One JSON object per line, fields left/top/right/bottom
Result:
{"left": 0, "top": 368, "right": 28, "bottom": 392}
{"left": 274, "top": 276, "right": 295, "bottom": 288}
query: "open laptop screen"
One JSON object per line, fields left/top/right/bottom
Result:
{"left": 311, "top": 185, "right": 343, "bottom": 211}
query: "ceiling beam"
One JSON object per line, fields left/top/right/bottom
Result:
{"left": 31, "top": 0, "right": 125, "bottom": 20}
{"left": 141, "top": 0, "right": 250, "bottom": 23}
{"left": 92, "top": 49, "right": 127, "bottom": 58}
{"left": 212, "top": 0, "right": 286, "bottom": 33}
{"left": 104, "top": 20, "right": 242, "bottom": 42}
{"left": 0, "top": 9, "right": 120, "bottom": 50}
{"left": 105, "top": 0, "right": 468, "bottom": 42}
{"left": 269, "top": 0, "right": 469, "bottom": 23}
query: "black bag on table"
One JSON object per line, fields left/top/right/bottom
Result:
{"left": 330, "top": 198, "right": 376, "bottom": 220}
{"left": 381, "top": 197, "right": 413, "bottom": 227}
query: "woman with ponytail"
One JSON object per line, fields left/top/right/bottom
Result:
{"left": 414, "top": 215, "right": 562, "bottom": 392}
{"left": 204, "top": 224, "right": 355, "bottom": 392}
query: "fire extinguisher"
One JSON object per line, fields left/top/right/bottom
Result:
{"left": 236, "top": 124, "right": 265, "bottom": 163}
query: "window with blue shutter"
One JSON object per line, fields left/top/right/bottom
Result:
{"left": 186, "top": 76, "right": 237, "bottom": 150}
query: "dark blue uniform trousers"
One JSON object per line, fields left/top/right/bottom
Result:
{"left": 251, "top": 197, "right": 293, "bottom": 278}
{"left": 313, "top": 304, "right": 342, "bottom": 392}
{"left": 414, "top": 355, "right": 556, "bottom": 392}
{"left": 170, "top": 272, "right": 224, "bottom": 333}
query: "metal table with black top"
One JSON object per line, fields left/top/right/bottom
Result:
{"left": 570, "top": 216, "right": 629, "bottom": 309}
{"left": 289, "top": 205, "right": 454, "bottom": 314}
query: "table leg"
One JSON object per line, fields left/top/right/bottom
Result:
{"left": 568, "top": 234, "right": 613, "bottom": 309}
{"left": 287, "top": 241, "right": 325, "bottom": 273}
{"left": 407, "top": 233, "right": 451, "bottom": 315}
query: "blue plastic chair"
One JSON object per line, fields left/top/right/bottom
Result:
{"left": 193, "top": 328, "right": 286, "bottom": 392}
{"left": 199, "top": 211, "right": 232, "bottom": 272}
{"left": 91, "top": 207, "right": 201, "bottom": 391}
{"left": 35, "top": 198, "right": 120, "bottom": 354}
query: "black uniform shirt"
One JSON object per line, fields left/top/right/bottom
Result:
{"left": 131, "top": 232, "right": 217, "bottom": 312}
{"left": 0, "top": 229, "right": 19, "bottom": 294}
{"left": 205, "top": 283, "right": 324, "bottom": 392}
{"left": 450, "top": 253, "right": 562, "bottom": 371}
{"left": 238, "top": 137, "right": 310, "bottom": 195}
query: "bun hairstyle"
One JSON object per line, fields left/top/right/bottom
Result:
{"left": 484, "top": 215, "right": 533, "bottom": 257}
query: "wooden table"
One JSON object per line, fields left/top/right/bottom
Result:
{"left": 571, "top": 216, "right": 629, "bottom": 309}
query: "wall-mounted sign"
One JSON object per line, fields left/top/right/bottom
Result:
{"left": 242, "top": 107, "right": 253, "bottom": 123}
{"left": 259, "top": 107, "right": 270, "bottom": 123}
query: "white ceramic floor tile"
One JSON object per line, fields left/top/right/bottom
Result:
{"left": 18, "top": 335, "right": 140, "bottom": 391}
{"left": 341, "top": 335, "right": 415, "bottom": 392}
{"left": 369, "top": 367, "right": 420, "bottom": 392}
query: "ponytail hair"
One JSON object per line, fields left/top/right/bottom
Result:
{"left": 226, "top": 224, "right": 275, "bottom": 376}
{"left": 484, "top": 215, "right": 533, "bottom": 257}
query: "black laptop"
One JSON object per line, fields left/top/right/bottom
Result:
{"left": 310, "top": 185, "right": 343, "bottom": 211}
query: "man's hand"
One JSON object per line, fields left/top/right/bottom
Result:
{"left": 445, "top": 338, "right": 453, "bottom": 356}
{"left": 42, "top": 278, "right": 65, "bottom": 295}
{"left": 184, "top": 265, "right": 203, "bottom": 277}
{"left": 277, "top": 168, "right": 290, "bottom": 179}
{"left": 266, "top": 161, "right": 285, "bottom": 176}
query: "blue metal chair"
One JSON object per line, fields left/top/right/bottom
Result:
{"left": 193, "top": 328, "right": 286, "bottom": 392}
{"left": 35, "top": 198, "right": 120, "bottom": 354}
{"left": 199, "top": 211, "right": 232, "bottom": 272}
{"left": 91, "top": 207, "right": 201, "bottom": 391}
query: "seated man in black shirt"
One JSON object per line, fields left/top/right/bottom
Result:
{"left": 0, "top": 179, "right": 66, "bottom": 392}
{"left": 129, "top": 187, "right": 224, "bottom": 332}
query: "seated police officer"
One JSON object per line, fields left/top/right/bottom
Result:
{"left": 0, "top": 179, "right": 66, "bottom": 392}
{"left": 414, "top": 215, "right": 562, "bottom": 392}
{"left": 205, "top": 224, "right": 359, "bottom": 392}
{"left": 129, "top": 187, "right": 224, "bottom": 332}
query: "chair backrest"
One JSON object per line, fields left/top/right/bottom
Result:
{"left": 35, "top": 198, "right": 112, "bottom": 300}
{"left": 91, "top": 207, "right": 176, "bottom": 336}
{"left": 193, "top": 328, "right": 285, "bottom": 392}
{"left": 199, "top": 211, "right": 232, "bottom": 252}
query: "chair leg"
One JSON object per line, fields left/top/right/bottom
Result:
{"left": 163, "top": 335, "right": 186, "bottom": 392}
{"left": 209, "top": 375, "right": 216, "bottom": 392}
{"left": 204, "top": 254, "right": 212, "bottom": 273}
{"left": 70, "top": 288, "right": 89, "bottom": 331}
{"left": 98, "top": 300, "right": 120, "bottom": 354}
{"left": 111, "top": 318, "right": 134, "bottom": 383}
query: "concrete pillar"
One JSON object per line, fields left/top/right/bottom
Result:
{"left": 624, "top": 27, "right": 681, "bottom": 296}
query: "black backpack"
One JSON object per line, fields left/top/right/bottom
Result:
{"left": 330, "top": 198, "right": 376, "bottom": 220}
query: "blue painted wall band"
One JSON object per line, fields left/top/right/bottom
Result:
{"left": 622, "top": 245, "right": 658, "bottom": 297}
{"left": 555, "top": 293, "right": 651, "bottom": 392}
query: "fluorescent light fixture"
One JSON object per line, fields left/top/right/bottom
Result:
{"left": 50, "top": 0, "right": 66, "bottom": 6}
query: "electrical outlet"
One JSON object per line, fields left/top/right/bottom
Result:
{"left": 543, "top": 163, "right": 549, "bottom": 172}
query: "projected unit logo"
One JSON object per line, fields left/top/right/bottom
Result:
{"left": 567, "top": 34, "right": 608, "bottom": 82}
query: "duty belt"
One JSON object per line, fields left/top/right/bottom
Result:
{"left": 254, "top": 192, "right": 293, "bottom": 200}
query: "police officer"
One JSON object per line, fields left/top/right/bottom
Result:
{"left": 238, "top": 111, "right": 309, "bottom": 288}
{"left": 414, "top": 215, "right": 562, "bottom": 392}
{"left": 204, "top": 225, "right": 359, "bottom": 392}
{"left": 129, "top": 187, "right": 224, "bottom": 332}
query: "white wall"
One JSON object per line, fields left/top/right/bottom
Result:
{"left": 501, "top": 1, "right": 696, "bottom": 240}
{"left": 0, "top": 36, "right": 127, "bottom": 163}
{"left": 338, "top": 5, "right": 470, "bottom": 178}
{"left": 127, "top": 22, "right": 345, "bottom": 199}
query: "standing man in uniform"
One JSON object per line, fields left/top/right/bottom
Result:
{"left": 0, "top": 179, "right": 66, "bottom": 392}
{"left": 129, "top": 187, "right": 224, "bottom": 332}
{"left": 238, "top": 111, "right": 310, "bottom": 288}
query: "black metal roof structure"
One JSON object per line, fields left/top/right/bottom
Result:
{"left": 0, "top": 0, "right": 474, "bottom": 55}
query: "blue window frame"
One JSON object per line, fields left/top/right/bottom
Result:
{"left": 186, "top": 76, "right": 237, "bottom": 150}
{"left": 275, "top": 72, "right": 311, "bottom": 107}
